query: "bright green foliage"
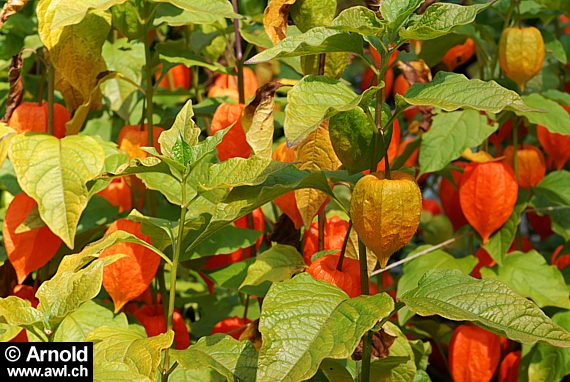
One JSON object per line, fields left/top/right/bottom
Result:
{"left": 401, "top": 72, "right": 534, "bottom": 113}
{"left": 397, "top": 246, "right": 477, "bottom": 324}
{"left": 482, "top": 203, "right": 527, "bottom": 266}
{"left": 152, "top": 0, "right": 237, "bottom": 25}
{"left": 531, "top": 171, "right": 570, "bottom": 240}
{"left": 171, "top": 335, "right": 258, "bottom": 382}
{"left": 284, "top": 75, "right": 379, "bottom": 146}
{"left": 400, "top": 3, "right": 491, "bottom": 40}
{"left": 401, "top": 270, "right": 570, "bottom": 347}
{"left": 257, "top": 273, "right": 394, "bottom": 382}
{"left": 247, "top": 28, "right": 363, "bottom": 64}
{"left": 240, "top": 244, "right": 306, "bottom": 296}
{"left": 419, "top": 109, "right": 497, "bottom": 174}
{"left": 515, "top": 94, "right": 570, "bottom": 135}
{"left": 481, "top": 250, "right": 570, "bottom": 309}
{"left": 329, "top": 108, "right": 375, "bottom": 173}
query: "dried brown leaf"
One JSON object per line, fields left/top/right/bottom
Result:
{"left": 0, "top": 0, "right": 28, "bottom": 28}
{"left": 396, "top": 60, "right": 432, "bottom": 85}
{"left": 263, "top": 0, "right": 297, "bottom": 45}
{"left": 1, "top": 54, "right": 24, "bottom": 123}
{"left": 243, "top": 81, "right": 282, "bottom": 158}
{"left": 352, "top": 325, "right": 398, "bottom": 360}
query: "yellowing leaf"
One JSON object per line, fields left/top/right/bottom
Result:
{"left": 294, "top": 121, "right": 341, "bottom": 227}
{"left": 87, "top": 326, "right": 173, "bottom": 381}
{"left": 264, "top": 0, "right": 297, "bottom": 45}
{"left": 37, "top": 1, "right": 110, "bottom": 110}
{"left": 243, "top": 82, "right": 281, "bottom": 158}
{"left": 8, "top": 134, "right": 105, "bottom": 248}
{"left": 346, "top": 226, "right": 377, "bottom": 275}
{"left": 0, "top": 123, "right": 16, "bottom": 169}
{"left": 461, "top": 148, "right": 496, "bottom": 163}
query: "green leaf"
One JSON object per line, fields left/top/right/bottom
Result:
{"left": 88, "top": 326, "right": 173, "bottom": 381}
{"left": 137, "top": 172, "right": 197, "bottom": 207}
{"left": 205, "top": 259, "right": 253, "bottom": 290}
{"left": 169, "top": 366, "right": 225, "bottom": 382}
{"left": 480, "top": 250, "right": 570, "bottom": 309}
{"left": 191, "top": 225, "right": 262, "bottom": 259}
{"left": 152, "top": 0, "right": 237, "bottom": 25}
{"left": 240, "top": 244, "right": 306, "bottom": 296}
{"left": 171, "top": 334, "right": 258, "bottom": 382}
{"left": 54, "top": 301, "right": 128, "bottom": 341}
{"left": 0, "top": 296, "right": 44, "bottom": 329}
{"left": 330, "top": 6, "right": 386, "bottom": 36}
{"left": 9, "top": 134, "right": 105, "bottom": 248}
{"left": 530, "top": 170, "right": 570, "bottom": 240}
{"left": 257, "top": 273, "right": 394, "bottom": 382}
{"left": 157, "top": 40, "right": 229, "bottom": 73}
{"left": 284, "top": 75, "right": 377, "bottom": 146}
{"left": 36, "top": 259, "right": 105, "bottom": 327}
{"left": 0, "top": 323, "right": 25, "bottom": 342}
{"left": 319, "top": 359, "right": 354, "bottom": 382}
{"left": 381, "top": 0, "right": 423, "bottom": 31}
{"left": 203, "top": 157, "right": 291, "bottom": 189}
{"left": 418, "top": 34, "right": 471, "bottom": 67}
{"left": 543, "top": 30, "right": 567, "bottom": 64}
{"left": 514, "top": 94, "right": 570, "bottom": 135}
{"left": 101, "top": 39, "right": 145, "bottom": 121}
{"left": 400, "top": 3, "right": 491, "bottom": 40}
{"left": 542, "top": 89, "right": 570, "bottom": 107}
{"left": 127, "top": 210, "right": 174, "bottom": 252}
{"left": 290, "top": 0, "right": 337, "bottom": 33}
{"left": 69, "top": 229, "right": 171, "bottom": 266}
{"left": 246, "top": 27, "right": 363, "bottom": 64}
{"left": 369, "top": 323, "right": 416, "bottom": 382}
{"left": 159, "top": 100, "right": 201, "bottom": 160}
{"left": 38, "top": 0, "right": 127, "bottom": 29}
{"left": 400, "top": 269, "right": 570, "bottom": 347}
{"left": 180, "top": 167, "right": 340, "bottom": 260}
{"left": 482, "top": 203, "right": 526, "bottom": 266}
{"left": 419, "top": 110, "right": 497, "bottom": 174}
{"left": 400, "top": 72, "right": 534, "bottom": 114}
{"left": 397, "top": 245, "right": 477, "bottom": 324}
{"left": 172, "top": 137, "right": 192, "bottom": 166}
{"left": 525, "top": 311, "right": 570, "bottom": 382}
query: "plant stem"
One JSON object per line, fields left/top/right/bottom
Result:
{"left": 358, "top": 239, "right": 371, "bottom": 382}
{"left": 358, "top": 240, "right": 369, "bottom": 295}
{"left": 162, "top": 179, "right": 188, "bottom": 381}
{"left": 371, "top": 48, "right": 391, "bottom": 179}
{"left": 157, "top": 262, "right": 168, "bottom": 316}
{"left": 318, "top": 209, "right": 326, "bottom": 252}
{"left": 232, "top": 0, "right": 245, "bottom": 104}
{"left": 336, "top": 220, "right": 353, "bottom": 271}
{"left": 37, "top": 51, "right": 46, "bottom": 106}
{"left": 142, "top": 0, "right": 155, "bottom": 147}
{"left": 47, "top": 63, "right": 55, "bottom": 136}
{"left": 193, "top": 67, "right": 202, "bottom": 103}
{"left": 512, "top": 117, "right": 519, "bottom": 183}
{"left": 243, "top": 294, "right": 250, "bottom": 321}
{"left": 318, "top": 53, "right": 326, "bottom": 75}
